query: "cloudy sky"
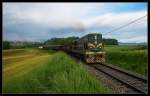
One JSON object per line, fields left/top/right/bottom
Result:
{"left": 3, "top": 3, "right": 147, "bottom": 43}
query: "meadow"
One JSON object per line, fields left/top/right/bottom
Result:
{"left": 3, "top": 45, "right": 147, "bottom": 93}
{"left": 2, "top": 48, "right": 110, "bottom": 93}
{"left": 105, "top": 45, "right": 148, "bottom": 76}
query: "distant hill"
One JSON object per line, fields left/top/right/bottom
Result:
{"left": 118, "top": 42, "right": 147, "bottom": 46}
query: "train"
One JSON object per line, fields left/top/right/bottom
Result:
{"left": 43, "top": 33, "right": 105, "bottom": 64}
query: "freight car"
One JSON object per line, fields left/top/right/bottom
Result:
{"left": 43, "top": 45, "right": 64, "bottom": 50}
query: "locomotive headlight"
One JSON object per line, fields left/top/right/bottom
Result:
{"left": 90, "top": 46, "right": 93, "bottom": 48}
{"left": 97, "top": 43, "right": 103, "bottom": 48}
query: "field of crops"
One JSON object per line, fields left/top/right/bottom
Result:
{"left": 105, "top": 45, "right": 148, "bottom": 76}
{"left": 2, "top": 48, "right": 110, "bottom": 93}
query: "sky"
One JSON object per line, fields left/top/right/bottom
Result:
{"left": 3, "top": 3, "right": 147, "bottom": 43}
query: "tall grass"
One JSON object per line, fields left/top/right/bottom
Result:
{"left": 3, "top": 49, "right": 110, "bottom": 93}
{"left": 105, "top": 45, "right": 147, "bottom": 76}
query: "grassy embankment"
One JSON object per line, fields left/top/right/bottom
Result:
{"left": 3, "top": 48, "right": 110, "bottom": 93}
{"left": 105, "top": 45, "right": 147, "bottom": 76}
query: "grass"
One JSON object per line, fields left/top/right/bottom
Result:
{"left": 3, "top": 48, "right": 110, "bottom": 93}
{"left": 105, "top": 45, "right": 148, "bottom": 76}
{"left": 2, "top": 48, "right": 55, "bottom": 67}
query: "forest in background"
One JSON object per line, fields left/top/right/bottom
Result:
{"left": 3, "top": 37, "right": 118, "bottom": 49}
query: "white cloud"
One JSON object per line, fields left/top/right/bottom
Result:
{"left": 3, "top": 3, "right": 104, "bottom": 22}
{"left": 82, "top": 11, "right": 147, "bottom": 30}
{"left": 3, "top": 3, "right": 147, "bottom": 42}
{"left": 3, "top": 3, "right": 147, "bottom": 29}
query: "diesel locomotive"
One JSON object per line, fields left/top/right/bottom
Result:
{"left": 43, "top": 33, "right": 105, "bottom": 63}
{"left": 68, "top": 33, "right": 105, "bottom": 63}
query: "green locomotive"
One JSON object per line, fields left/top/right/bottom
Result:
{"left": 71, "top": 33, "right": 105, "bottom": 63}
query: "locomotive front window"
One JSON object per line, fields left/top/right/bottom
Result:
{"left": 87, "top": 34, "right": 103, "bottom": 51}
{"left": 88, "top": 34, "right": 102, "bottom": 43}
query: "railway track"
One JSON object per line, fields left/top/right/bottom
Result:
{"left": 87, "top": 63, "right": 148, "bottom": 94}
{"left": 67, "top": 52, "right": 148, "bottom": 94}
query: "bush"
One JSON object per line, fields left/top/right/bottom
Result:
{"left": 3, "top": 41, "right": 10, "bottom": 49}
{"left": 103, "top": 39, "right": 118, "bottom": 45}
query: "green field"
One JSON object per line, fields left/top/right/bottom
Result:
{"left": 105, "top": 45, "right": 148, "bottom": 76}
{"left": 2, "top": 48, "right": 110, "bottom": 93}
{"left": 3, "top": 45, "right": 147, "bottom": 93}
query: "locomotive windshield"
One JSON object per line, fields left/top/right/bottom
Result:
{"left": 87, "top": 33, "right": 103, "bottom": 51}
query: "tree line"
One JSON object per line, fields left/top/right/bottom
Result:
{"left": 2, "top": 41, "right": 43, "bottom": 49}
{"left": 44, "top": 37, "right": 79, "bottom": 45}
{"left": 103, "top": 38, "right": 118, "bottom": 45}
{"left": 44, "top": 37, "right": 118, "bottom": 45}
{"left": 3, "top": 37, "right": 118, "bottom": 49}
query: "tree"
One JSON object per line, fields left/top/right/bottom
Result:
{"left": 44, "top": 37, "right": 118, "bottom": 45}
{"left": 9, "top": 41, "right": 43, "bottom": 48}
{"left": 44, "top": 37, "right": 79, "bottom": 45}
{"left": 103, "top": 38, "right": 118, "bottom": 45}
{"left": 3, "top": 41, "right": 10, "bottom": 49}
